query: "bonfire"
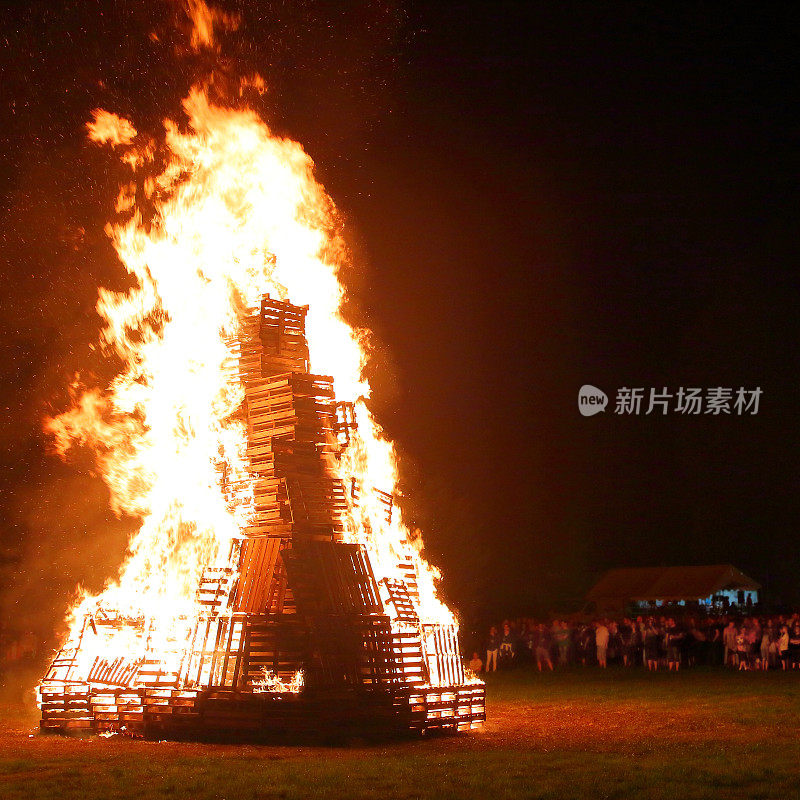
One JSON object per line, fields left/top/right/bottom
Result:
{"left": 38, "top": 0, "right": 484, "bottom": 740}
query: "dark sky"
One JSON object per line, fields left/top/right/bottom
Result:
{"left": 1, "top": 1, "right": 798, "bottom": 636}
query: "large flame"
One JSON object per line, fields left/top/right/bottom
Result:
{"left": 39, "top": 3, "right": 467, "bottom": 703}
{"left": 46, "top": 79, "right": 454, "bottom": 660}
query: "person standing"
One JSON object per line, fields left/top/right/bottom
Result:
{"left": 723, "top": 620, "right": 738, "bottom": 667}
{"left": 607, "top": 621, "right": 621, "bottom": 665}
{"left": 768, "top": 621, "right": 780, "bottom": 669}
{"left": 788, "top": 624, "right": 800, "bottom": 669}
{"left": 687, "top": 618, "right": 705, "bottom": 667}
{"left": 635, "top": 617, "right": 646, "bottom": 667}
{"left": 554, "top": 621, "right": 570, "bottom": 667}
{"left": 578, "top": 624, "right": 594, "bottom": 667}
{"left": 516, "top": 620, "right": 531, "bottom": 665}
{"left": 779, "top": 625, "right": 790, "bottom": 670}
{"left": 620, "top": 619, "right": 635, "bottom": 667}
{"left": 736, "top": 625, "right": 749, "bottom": 670}
{"left": 644, "top": 619, "right": 660, "bottom": 671}
{"left": 535, "top": 623, "right": 554, "bottom": 672}
{"left": 746, "top": 618, "right": 760, "bottom": 670}
{"left": 520, "top": 619, "right": 535, "bottom": 664}
{"left": 499, "top": 623, "right": 516, "bottom": 667}
{"left": 759, "top": 623, "right": 772, "bottom": 670}
{"left": 666, "top": 618, "right": 683, "bottom": 671}
{"left": 595, "top": 620, "right": 610, "bottom": 668}
{"left": 485, "top": 626, "right": 500, "bottom": 672}
{"left": 708, "top": 618, "right": 724, "bottom": 666}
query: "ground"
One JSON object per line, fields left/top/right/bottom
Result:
{"left": 2, "top": 667, "right": 800, "bottom": 799}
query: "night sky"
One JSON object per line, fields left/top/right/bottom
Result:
{"left": 1, "top": 1, "right": 798, "bottom": 641}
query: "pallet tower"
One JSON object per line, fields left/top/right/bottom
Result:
{"left": 40, "top": 296, "right": 485, "bottom": 739}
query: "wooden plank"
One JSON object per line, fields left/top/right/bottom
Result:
{"left": 233, "top": 538, "right": 281, "bottom": 613}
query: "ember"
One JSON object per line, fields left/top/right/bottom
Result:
{"left": 38, "top": 1, "right": 483, "bottom": 740}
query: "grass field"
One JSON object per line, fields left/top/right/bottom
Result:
{"left": 3, "top": 667, "right": 800, "bottom": 799}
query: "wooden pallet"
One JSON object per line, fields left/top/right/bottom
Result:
{"left": 42, "top": 681, "right": 485, "bottom": 740}
{"left": 333, "top": 401, "right": 357, "bottom": 448}
{"left": 197, "top": 566, "right": 236, "bottom": 613}
{"left": 41, "top": 294, "right": 484, "bottom": 740}
{"left": 234, "top": 538, "right": 282, "bottom": 612}
{"left": 421, "top": 624, "right": 465, "bottom": 687}
{"left": 87, "top": 656, "right": 143, "bottom": 687}
{"left": 283, "top": 542, "right": 383, "bottom": 617}
{"left": 40, "top": 683, "right": 94, "bottom": 733}
{"left": 381, "top": 578, "right": 420, "bottom": 624}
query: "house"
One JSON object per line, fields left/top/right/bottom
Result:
{"left": 585, "top": 564, "right": 761, "bottom": 615}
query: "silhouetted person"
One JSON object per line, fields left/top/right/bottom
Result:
{"left": 485, "top": 626, "right": 499, "bottom": 672}
{"left": 595, "top": 620, "right": 609, "bottom": 668}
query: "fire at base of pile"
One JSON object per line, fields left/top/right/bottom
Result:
{"left": 40, "top": 296, "right": 484, "bottom": 741}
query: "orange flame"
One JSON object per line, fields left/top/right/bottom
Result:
{"left": 43, "top": 2, "right": 464, "bottom": 692}
{"left": 50, "top": 82, "right": 454, "bottom": 641}
{"left": 183, "top": 0, "right": 240, "bottom": 52}
{"left": 86, "top": 110, "right": 137, "bottom": 148}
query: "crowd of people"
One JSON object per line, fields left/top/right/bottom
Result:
{"left": 468, "top": 613, "right": 800, "bottom": 673}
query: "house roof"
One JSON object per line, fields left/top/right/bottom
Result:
{"left": 586, "top": 564, "right": 761, "bottom": 602}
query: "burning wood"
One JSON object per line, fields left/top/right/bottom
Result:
{"left": 37, "top": 3, "right": 483, "bottom": 732}
{"left": 41, "top": 292, "right": 484, "bottom": 739}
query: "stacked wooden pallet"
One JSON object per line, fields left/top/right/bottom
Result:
{"left": 381, "top": 578, "right": 419, "bottom": 624}
{"left": 90, "top": 689, "right": 143, "bottom": 729}
{"left": 258, "top": 297, "right": 310, "bottom": 377}
{"left": 230, "top": 297, "right": 310, "bottom": 385}
{"left": 421, "top": 624, "right": 465, "bottom": 687}
{"left": 40, "top": 683, "right": 93, "bottom": 733}
{"left": 333, "top": 400, "right": 357, "bottom": 447}
{"left": 42, "top": 678, "right": 484, "bottom": 739}
{"left": 349, "top": 480, "right": 396, "bottom": 526}
{"left": 40, "top": 293, "right": 485, "bottom": 740}
{"left": 178, "top": 613, "right": 309, "bottom": 690}
{"left": 246, "top": 373, "right": 335, "bottom": 446}
{"left": 87, "top": 655, "right": 143, "bottom": 687}
{"left": 407, "top": 685, "right": 486, "bottom": 733}
{"left": 196, "top": 566, "right": 236, "bottom": 614}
